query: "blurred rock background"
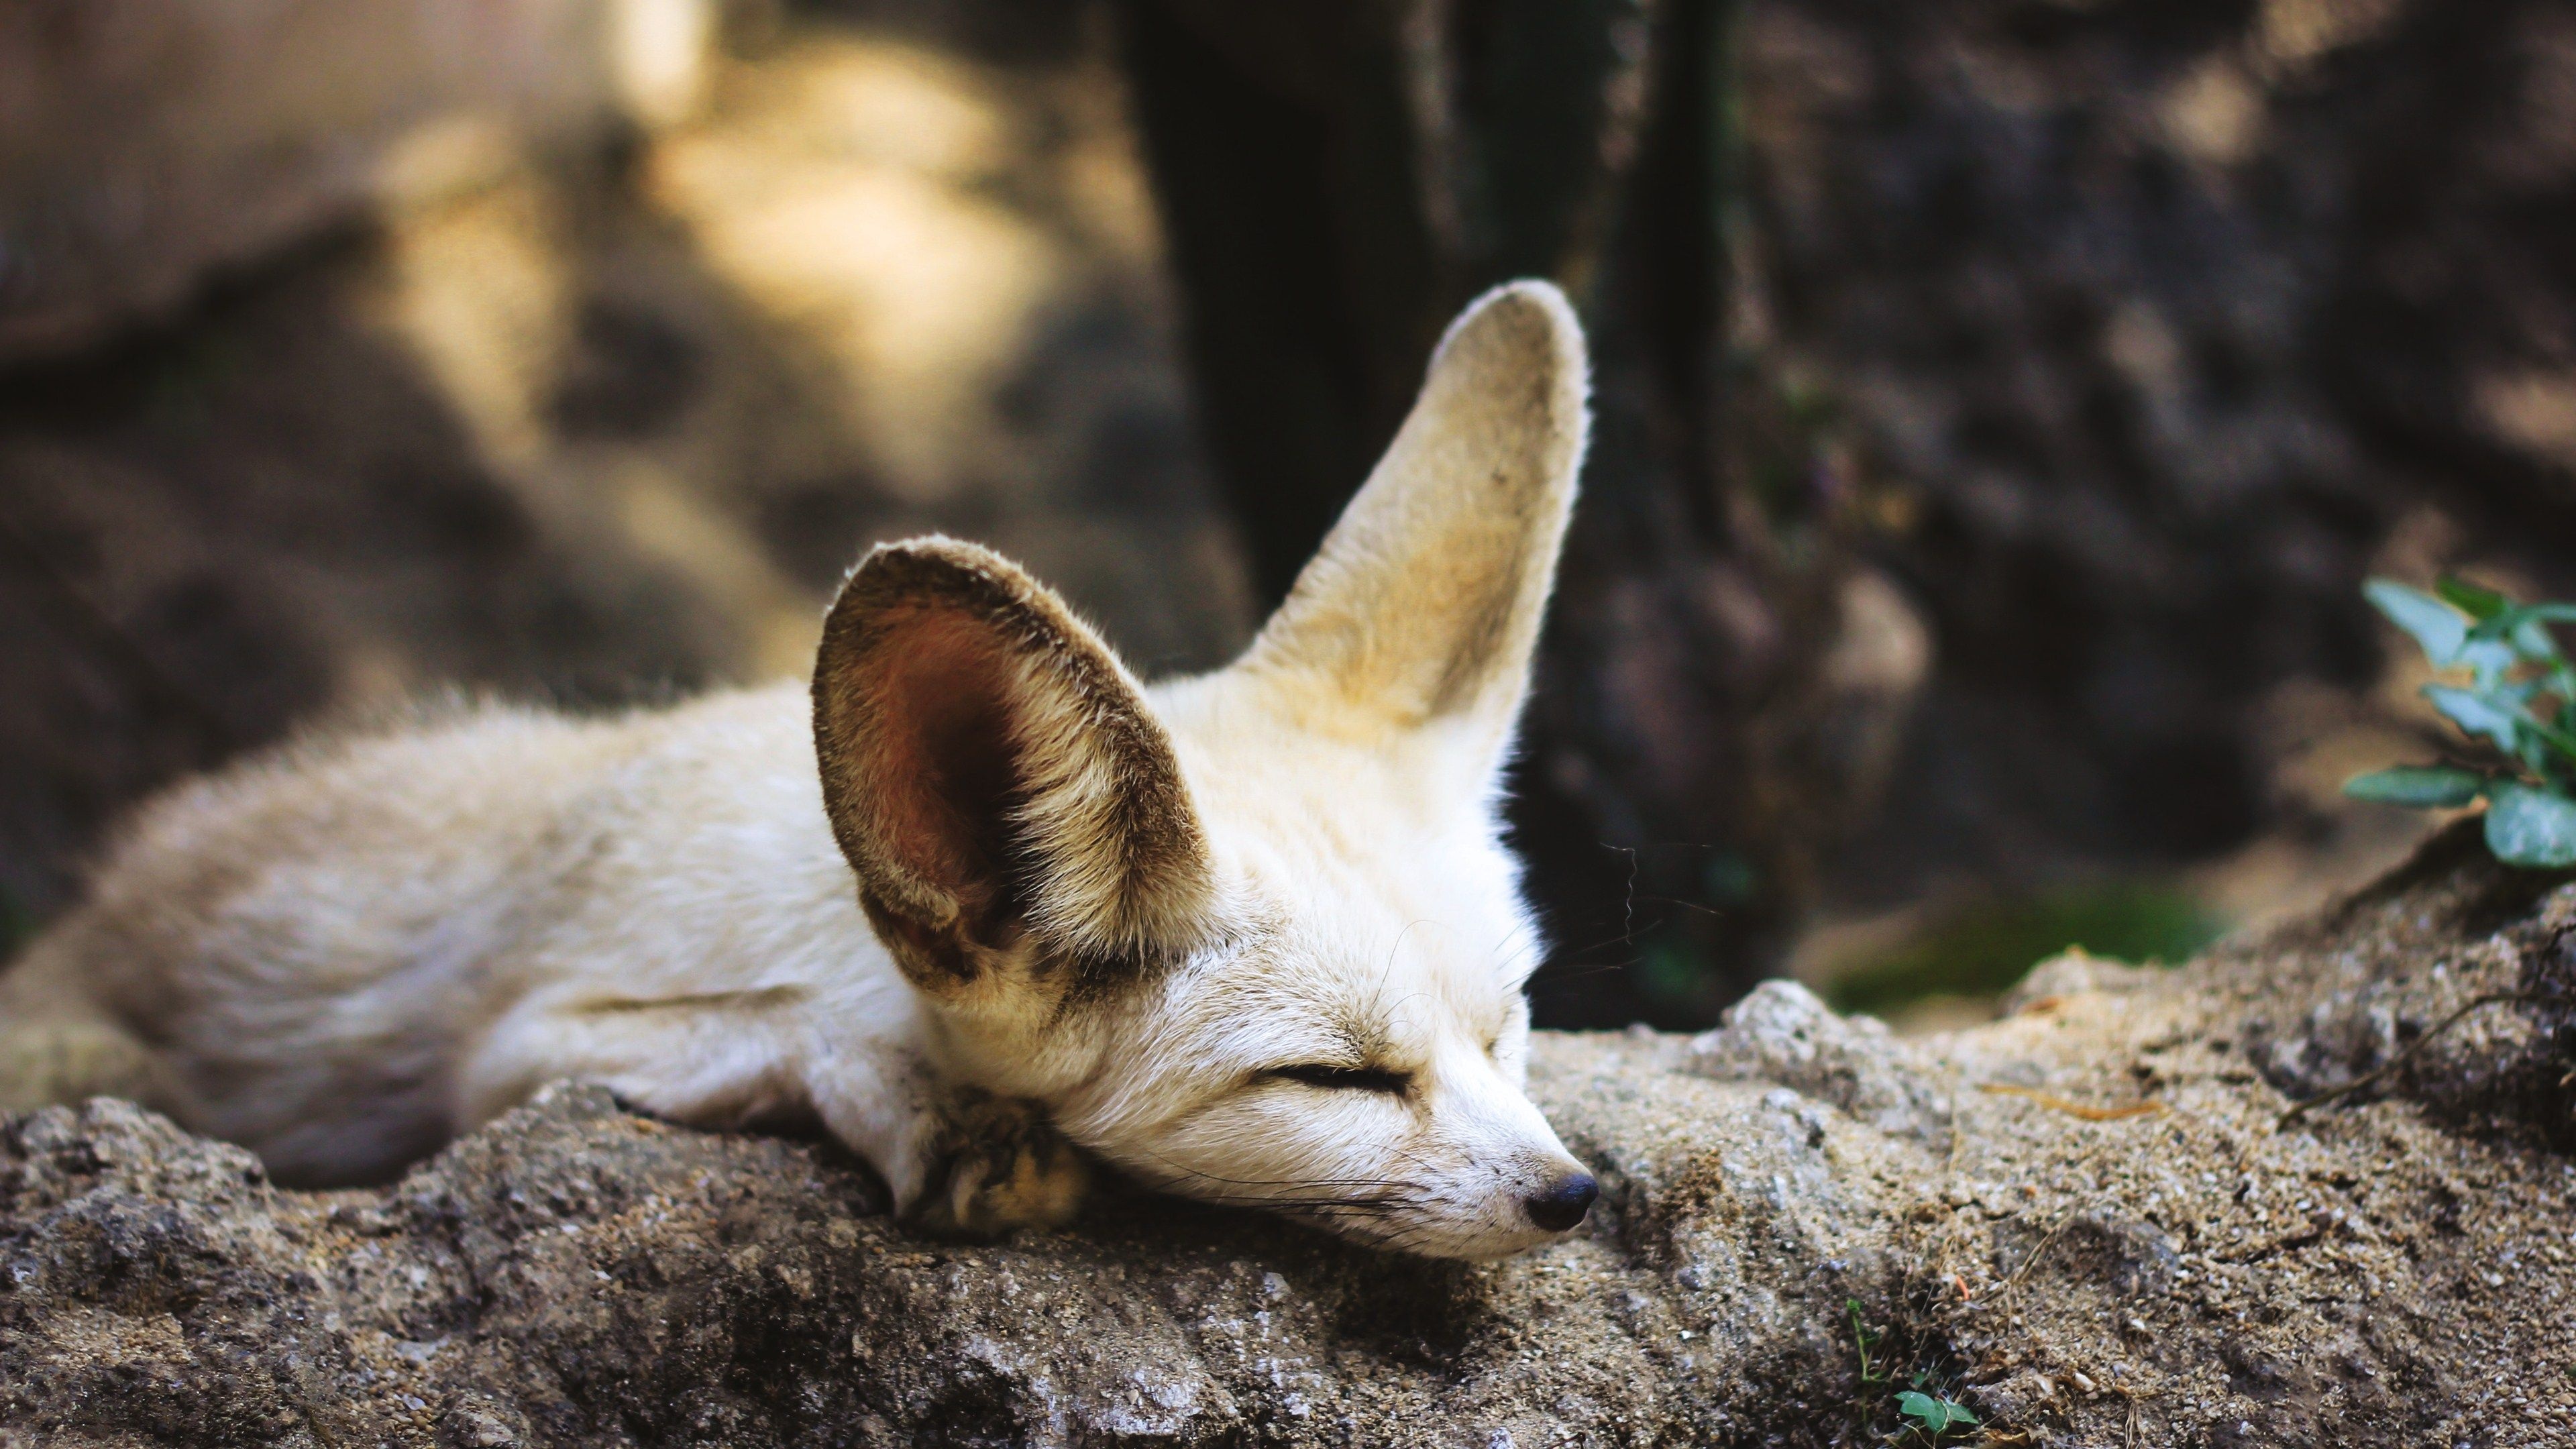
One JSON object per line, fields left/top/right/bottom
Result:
{"left": 3, "top": 0, "right": 2573, "bottom": 1030}
{"left": 0, "top": 0, "right": 1252, "bottom": 936}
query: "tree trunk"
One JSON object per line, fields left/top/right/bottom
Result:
{"left": 1117, "top": 0, "right": 1911, "bottom": 1026}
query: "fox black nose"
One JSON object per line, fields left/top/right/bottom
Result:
{"left": 1523, "top": 1173, "right": 1597, "bottom": 1232}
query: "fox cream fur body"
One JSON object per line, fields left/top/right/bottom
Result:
{"left": 0, "top": 282, "right": 1600, "bottom": 1259}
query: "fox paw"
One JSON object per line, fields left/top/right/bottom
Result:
{"left": 910, "top": 1094, "right": 1090, "bottom": 1239}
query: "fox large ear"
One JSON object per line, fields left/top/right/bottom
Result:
{"left": 1231, "top": 280, "right": 1588, "bottom": 770}
{"left": 812, "top": 539, "right": 1220, "bottom": 997}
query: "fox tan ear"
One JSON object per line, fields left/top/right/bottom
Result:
{"left": 812, "top": 539, "right": 1219, "bottom": 995}
{"left": 1232, "top": 280, "right": 1588, "bottom": 765}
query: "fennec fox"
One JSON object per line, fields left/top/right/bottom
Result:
{"left": 0, "top": 282, "right": 1599, "bottom": 1259}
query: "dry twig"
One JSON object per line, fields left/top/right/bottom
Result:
{"left": 1976, "top": 1084, "right": 2165, "bottom": 1121}
{"left": 2276, "top": 991, "right": 2555, "bottom": 1126}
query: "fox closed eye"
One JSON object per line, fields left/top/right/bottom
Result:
{"left": 1263, "top": 1063, "right": 1413, "bottom": 1095}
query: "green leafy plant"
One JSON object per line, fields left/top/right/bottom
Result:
{"left": 2347, "top": 577, "right": 2576, "bottom": 868}
{"left": 1847, "top": 1299, "right": 1984, "bottom": 1444}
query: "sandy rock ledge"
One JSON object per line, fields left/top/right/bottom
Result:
{"left": 3, "top": 822, "right": 2573, "bottom": 1447}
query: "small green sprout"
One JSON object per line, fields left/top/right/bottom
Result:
{"left": 1849, "top": 1298, "right": 1888, "bottom": 1384}
{"left": 2347, "top": 577, "right": 2576, "bottom": 869}
{"left": 1847, "top": 1299, "right": 1984, "bottom": 1444}
{"left": 1896, "top": 1389, "right": 1980, "bottom": 1438}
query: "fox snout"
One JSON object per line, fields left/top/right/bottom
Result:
{"left": 1523, "top": 1171, "right": 1599, "bottom": 1233}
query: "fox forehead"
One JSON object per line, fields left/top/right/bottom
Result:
{"left": 1134, "top": 696, "right": 1536, "bottom": 1066}
{"left": 1163, "top": 911, "right": 1525, "bottom": 1063}
{"left": 1154, "top": 676, "right": 1524, "bottom": 884}
{"left": 1151, "top": 672, "right": 1507, "bottom": 816}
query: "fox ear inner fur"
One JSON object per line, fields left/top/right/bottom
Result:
{"left": 812, "top": 539, "right": 1219, "bottom": 995}
{"left": 1231, "top": 280, "right": 1588, "bottom": 773}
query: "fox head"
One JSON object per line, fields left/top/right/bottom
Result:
{"left": 811, "top": 282, "right": 1594, "bottom": 1259}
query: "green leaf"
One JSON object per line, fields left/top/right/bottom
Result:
{"left": 2343, "top": 767, "right": 2487, "bottom": 808}
{"left": 2458, "top": 638, "right": 2518, "bottom": 688}
{"left": 2425, "top": 685, "right": 2528, "bottom": 754}
{"left": 2510, "top": 699, "right": 2576, "bottom": 763}
{"left": 1896, "top": 1391, "right": 1979, "bottom": 1435}
{"left": 2437, "top": 576, "right": 2510, "bottom": 621}
{"left": 2486, "top": 783, "right": 2576, "bottom": 869}
{"left": 2466, "top": 602, "right": 2576, "bottom": 645}
{"left": 2367, "top": 580, "right": 2467, "bottom": 666}
{"left": 2512, "top": 616, "right": 2567, "bottom": 663}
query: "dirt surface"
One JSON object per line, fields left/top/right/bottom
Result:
{"left": 2, "top": 820, "right": 2569, "bottom": 1447}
